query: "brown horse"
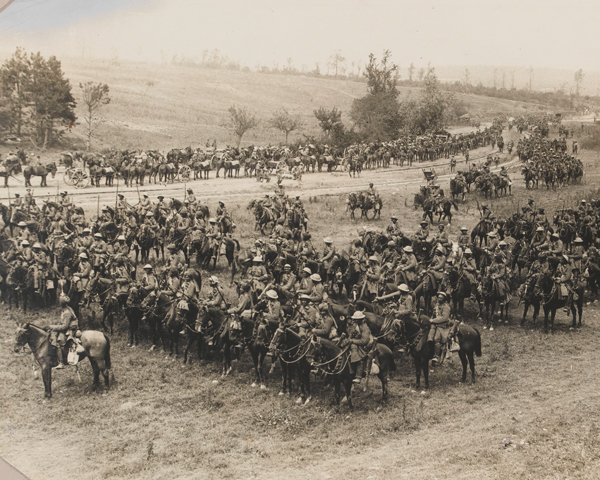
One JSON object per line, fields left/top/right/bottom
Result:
{"left": 23, "top": 162, "right": 57, "bottom": 187}
{"left": 14, "top": 323, "right": 111, "bottom": 398}
{"left": 0, "top": 161, "right": 22, "bottom": 187}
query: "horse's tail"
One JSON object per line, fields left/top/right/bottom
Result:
{"left": 473, "top": 328, "right": 482, "bottom": 357}
{"left": 103, "top": 334, "right": 112, "bottom": 369}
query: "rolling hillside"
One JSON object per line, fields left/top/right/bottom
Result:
{"left": 55, "top": 59, "right": 551, "bottom": 151}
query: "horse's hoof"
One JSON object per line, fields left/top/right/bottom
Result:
{"left": 251, "top": 382, "right": 257, "bottom": 388}
{"left": 304, "top": 396, "right": 312, "bottom": 405}
{"left": 279, "top": 391, "right": 286, "bottom": 396}
{"left": 295, "top": 396, "right": 302, "bottom": 404}
{"left": 149, "top": 345, "right": 156, "bottom": 352}
{"left": 489, "top": 327, "right": 494, "bottom": 331}
{"left": 260, "top": 384, "right": 267, "bottom": 390}
{"left": 341, "top": 396, "right": 348, "bottom": 404}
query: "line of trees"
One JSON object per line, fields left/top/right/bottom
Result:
{"left": 0, "top": 47, "right": 77, "bottom": 148}
{"left": 222, "top": 105, "right": 303, "bottom": 146}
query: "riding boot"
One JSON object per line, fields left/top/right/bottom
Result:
{"left": 565, "top": 293, "right": 572, "bottom": 315}
{"left": 352, "top": 360, "right": 364, "bottom": 384}
{"left": 54, "top": 345, "right": 65, "bottom": 369}
{"left": 432, "top": 343, "right": 442, "bottom": 365}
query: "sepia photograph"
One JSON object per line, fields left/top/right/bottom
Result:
{"left": 0, "top": 1, "right": 599, "bottom": 479}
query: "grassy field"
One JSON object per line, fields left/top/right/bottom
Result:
{"left": 51, "top": 59, "right": 552, "bottom": 152}
{"left": 2, "top": 127, "right": 600, "bottom": 479}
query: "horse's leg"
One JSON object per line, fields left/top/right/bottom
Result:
{"left": 414, "top": 358, "right": 421, "bottom": 389}
{"left": 89, "top": 358, "right": 100, "bottom": 391}
{"left": 184, "top": 335, "right": 193, "bottom": 364}
{"left": 42, "top": 365, "right": 52, "bottom": 399}
{"left": 459, "top": 351, "right": 468, "bottom": 382}
{"left": 521, "top": 301, "right": 530, "bottom": 326}
{"left": 345, "top": 378, "right": 354, "bottom": 410}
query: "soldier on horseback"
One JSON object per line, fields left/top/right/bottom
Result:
{"left": 140, "top": 264, "right": 158, "bottom": 304}
{"left": 415, "top": 221, "right": 430, "bottom": 243}
{"left": 429, "top": 246, "right": 447, "bottom": 292}
{"left": 346, "top": 310, "right": 373, "bottom": 385}
{"left": 31, "top": 242, "right": 48, "bottom": 293}
{"left": 388, "top": 215, "right": 404, "bottom": 242}
{"left": 489, "top": 254, "right": 508, "bottom": 306}
{"left": 186, "top": 189, "right": 197, "bottom": 208}
{"left": 248, "top": 256, "right": 269, "bottom": 297}
{"left": 364, "top": 256, "right": 381, "bottom": 302}
{"left": 206, "top": 275, "right": 228, "bottom": 310}
{"left": 91, "top": 233, "right": 108, "bottom": 272}
{"left": 434, "top": 224, "right": 450, "bottom": 255}
{"left": 165, "top": 243, "right": 186, "bottom": 271}
{"left": 278, "top": 264, "right": 296, "bottom": 301}
{"left": 319, "top": 237, "right": 337, "bottom": 284}
{"left": 458, "top": 227, "right": 470, "bottom": 251}
{"left": 46, "top": 295, "right": 79, "bottom": 369}
{"left": 555, "top": 255, "right": 573, "bottom": 313}
{"left": 139, "top": 194, "right": 152, "bottom": 216}
{"left": 396, "top": 246, "right": 417, "bottom": 287}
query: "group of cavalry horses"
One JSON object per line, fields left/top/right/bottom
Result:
{"left": 1, "top": 124, "right": 502, "bottom": 190}
{"left": 8, "top": 187, "right": 589, "bottom": 406}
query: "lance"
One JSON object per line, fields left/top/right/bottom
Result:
{"left": 115, "top": 174, "right": 119, "bottom": 221}
{"left": 97, "top": 195, "right": 100, "bottom": 220}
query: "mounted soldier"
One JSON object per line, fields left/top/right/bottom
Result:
{"left": 396, "top": 246, "right": 417, "bottom": 286}
{"left": 206, "top": 275, "right": 227, "bottom": 310}
{"left": 364, "top": 256, "right": 381, "bottom": 302}
{"left": 46, "top": 295, "right": 79, "bottom": 369}
{"left": 31, "top": 242, "right": 49, "bottom": 293}
{"left": 457, "top": 226, "right": 470, "bottom": 252}
{"left": 346, "top": 311, "right": 373, "bottom": 385}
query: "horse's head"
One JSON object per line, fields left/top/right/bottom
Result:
{"left": 448, "top": 268, "right": 460, "bottom": 285}
{"left": 268, "top": 327, "right": 285, "bottom": 354}
{"left": 14, "top": 323, "right": 30, "bottom": 352}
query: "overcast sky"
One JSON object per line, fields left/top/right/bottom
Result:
{"left": 0, "top": 0, "right": 598, "bottom": 73}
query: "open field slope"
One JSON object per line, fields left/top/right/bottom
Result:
{"left": 2, "top": 128, "right": 600, "bottom": 479}
{"left": 53, "top": 59, "right": 552, "bottom": 151}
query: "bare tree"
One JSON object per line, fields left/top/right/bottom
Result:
{"left": 408, "top": 63, "right": 415, "bottom": 82}
{"left": 502, "top": 70, "right": 506, "bottom": 90}
{"left": 463, "top": 67, "right": 470, "bottom": 86}
{"left": 80, "top": 81, "right": 110, "bottom": 150}
{"left": 510, "top": 71, "right": 516, "bottom": 90}
{"left": 223, "top": 105, "right": 260, "bottom": 147}
{"left": 528, "top": 67, "right": 534, "bottom": 91}
{"left": 328, "top": 51, "right": 346, "bottom": 78}
{"left": 270, "top": 108, "right": 302, "bottom": 144}
{"left": 574, "top": 69, "right": 585, "bottom": 95}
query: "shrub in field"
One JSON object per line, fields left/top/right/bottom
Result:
{"left": 580, "top": 126, "right": 600, "bottom": 150}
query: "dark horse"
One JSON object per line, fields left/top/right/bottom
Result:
{"left": 423, "top": 197, "right": 458, "bottom": 224}
{"left": 538, "top": 267, "right": 584, "bottom": 333}
{"left": 520, "top": 274, "right": 542, "bottom": 327}
{"left": 448, "top": 268, "right": 472, "bottom": 319}
{"left": 23, "top": 163, "right": 57, "bottom": 187}
{"left": 14, "top": 324, "right": 111, "bottom": 398}
{"left": 398, "top": 315, "right": 481, "bottom": 389}
{"left": 481, "top": 274, "right": 509, "bottom": 328}
{"left": 310, "top": 337, "right": 395, "bottom": 408}
{"left": 268, "top": 327, "right": 312, "bottom": 404}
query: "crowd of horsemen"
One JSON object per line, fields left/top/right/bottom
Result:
{"left": 3, "top": 164, "right": 598, "bottom": 386}
{"left": 0, "top": 124, "right": 504, "bottom": 187}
